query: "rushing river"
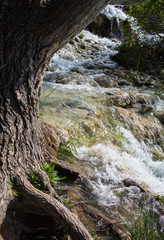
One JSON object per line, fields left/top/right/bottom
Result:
{"left": 41, "top": 4, "right": 164, "bottom": 236}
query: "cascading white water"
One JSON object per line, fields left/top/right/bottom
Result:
{"left": 102, "top": 4, "right": 164, "bottom": 45}
{"left": 101, "top": 5, "right": 127, "bottom": 38}
{"left": 77, "top": 126, "right": 164, "bottom": 207}
{"left": 48, "top": 29, "right": 120, "bottom": 76}
{"left": 102, "top": 5, "right": 127, "bottom": 22}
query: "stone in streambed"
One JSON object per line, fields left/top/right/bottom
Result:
{"left": 94, "top": 74, "right": 118, "bottom": 88}
{"left": 139, "top": 105, "right": 153, "bottom": 115}
{"left": 154, "top": 111, "right": 164, "bottom": 125}
{"left": 71, "top": 67, "right": 85, "bottom": 74}
{"left": 111, "top": 91, "right": 132, "bottom": 107}
{"left": 123, "top": 178, "right": 146, "bottom": 193}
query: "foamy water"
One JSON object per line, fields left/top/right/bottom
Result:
{"left": 102, "top": 5, "right": 127, "bottom": 21}
{"left": 77, "top": 127, "right": 164, "bottom": 206}
{"left": 48, "top": 29, "right": 120, "bottom": 80}
{"left": 102, "top": 4, "right": 164, "bottom": 45}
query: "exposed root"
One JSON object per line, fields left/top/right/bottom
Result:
{"left": 77, "top": 204, "right": 123, "bottom": 239}
{"left": 15, "top": 172, "right": 94, "bottom": 240}
{"left": 36, "top": 168, "right": 61, "bottom": 200}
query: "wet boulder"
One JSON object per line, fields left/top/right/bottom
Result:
{"left": 132, "top": 91, "right": 157, "bottom": 105}
{"left": 123, "top": 178, "right": 146, "bottom": 192}
{"left": 86, "top": 12, "right": 123, "bottom": 39}
{"left": 154, "top": 111, "right": 164, "bottom": 125}
{"left": 86, "top": 14, "right": 112, "bottom": 38}
{"left": 138, "top": 105, "right": 153, "bottom": 115}
{"left": 71, "top": 67, "right": 85, "bottom": 75}
{"left": 94, "top": 74, "right": 118, "bottom": 88}
{"left": 111, "top": 91, "right": 132, "bottom": 107}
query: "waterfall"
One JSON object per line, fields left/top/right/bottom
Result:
{"left": 102, "top": 5, "right": 126, "bottom": 38}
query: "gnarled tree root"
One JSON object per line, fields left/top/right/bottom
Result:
{"left": 14, "top": 172, "right": 94, "bottom": 240}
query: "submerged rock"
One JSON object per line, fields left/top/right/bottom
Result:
{"left": 71, "top": 67, "right": 85, "bottom": 74}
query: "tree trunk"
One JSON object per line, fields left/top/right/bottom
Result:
{"left": 0, "top": 0, "right": 110, "bottom": 239}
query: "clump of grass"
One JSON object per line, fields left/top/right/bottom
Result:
{"left": 42, "top": 162, "right": 66, "bottom": 185}
{"left": 7, "top": 176, "right": 23, "bottom": 198}
{"left": 129, "top": 207, "right": 164, "bottom": 240}
{"left": 7, "top": 176, "right": 14, "bottom": 190}
{"left": 154, "top": 87, "right": 163, "bottom": 97}
{"left": 30, "top": 169, "right": 43, "bottom": 190}
{"left": 57, "top": 139, "right": 77, "bottom": 157}
{"left": 30, "top": 163, "right": 66, "bottom": 192}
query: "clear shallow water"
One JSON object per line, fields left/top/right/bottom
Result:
{"left": 41, "top": 79, "right": 164, "bottom": 207}
{"left": 41, "top": 4, "right": 164, "bottom": 230}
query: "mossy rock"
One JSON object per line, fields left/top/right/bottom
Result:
{"left": 86, "top": 13, "right": 122, "bottom": 39}
{"left": 139, "top": 105, "right": 153, "bottom": 115}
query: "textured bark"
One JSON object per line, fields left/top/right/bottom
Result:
{"left": 0, "top": 0, "right": 110, "bottom": 239}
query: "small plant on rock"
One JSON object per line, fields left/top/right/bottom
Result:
{"left": 58, "top": 139, "right": 77, "bottom": 157}
{"left": 42, "top": 162, "right": 66, "bottom": 185}
{"left": 30, "top": 169, "right": 42, "bottom": 190}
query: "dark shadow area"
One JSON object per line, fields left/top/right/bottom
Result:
{"left": 0, "top": 200, "right": 67, "bottom": 240}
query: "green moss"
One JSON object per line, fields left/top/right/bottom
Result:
{"left": 110, "top": 131, "right": 124, "bottom": 143}
{"left": 79, "top": 33, "right": 85, "bottom": 39}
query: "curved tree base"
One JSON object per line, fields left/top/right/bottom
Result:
{"left": 0, "top": 1, "right": 109, "bottom": 239}
{"left": 0, "top": 170, "right": 94, "bottom": 240}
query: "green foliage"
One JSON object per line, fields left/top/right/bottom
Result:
{"left": 154, "top": 87, "right": 163, "bottom": 97}
{"left": 41, "top": 162, "right": 66, "bottom": 185}
{"left": 30, "top": 170, "right": 42, "bottom": 190}
{"left": 128, "top": 0, "right": 164, "bottom": 35}
{"left": 116, "top": 0, "right": 164, "bottom": 71}
{"left": 156, "top": 194, "right": 164, "bottom": 204}
{"left": 7, "top": 177, "right": 14, "bottom": 190}
{"left": 7, "top": 177, "right": 22, "bottom": 197}
{"left": 57, "top": 139, "right": 77, "bottom": 157}
{"left": 79, "top": 33, "right": 85, "bottom": 39}
{"left": 129, "top": 207, "right": 164, "bottom": 240}
{"left": 30, "top": 163, "right": 66, "bottom": 191}
{"left": 121, "top": 20, "right": 139, "bottom": 46}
